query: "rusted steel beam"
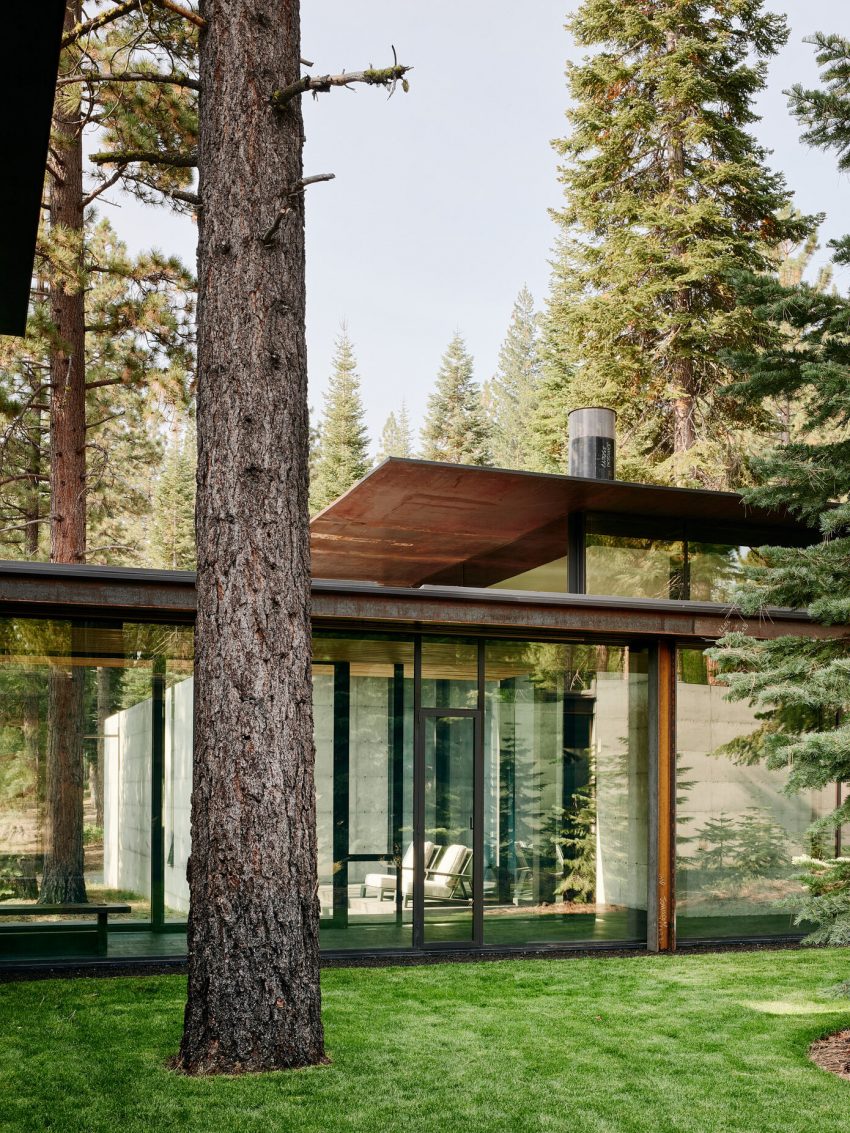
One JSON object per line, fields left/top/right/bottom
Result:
{"left": 655, "top": 642, "right": 677, "bottom": 953}
{"left": 0, "top": 562, "right": 196, "bottom": 621}
{"left": 0, "top": 564, "right": 843, "bottom": 644}
{"left": 310, "top": 581, "right": 844, "bottom": 643}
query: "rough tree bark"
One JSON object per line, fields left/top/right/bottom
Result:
{"left": 665, "top": 28, "right": 697, "bottom": 458}
{"left": 178, "top": 0, "right": 324, "bottom": 1073}
{"left": 41, "top": 658, "right": 86, "bottom": 903}
{"left": 40, "top": 0, "right": 88, "bottom": 906}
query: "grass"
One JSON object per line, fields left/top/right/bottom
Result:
{"left": 1, "top": 950, "right": 849, "bottom": 1133}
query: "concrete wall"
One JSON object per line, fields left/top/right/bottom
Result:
{"left": 595, "top": 670, "right": 648, "bottom": 910}
{"left": 103, "top": 696, "right": 152, "bottom": 899}
{"left": 676, "top": 681, "right": 832, "bottom": 852}
{"left": 164, "top": 677, "right": 193, "bottom": 915}
{"left": 102, "top": 677, "right": 194, "bottom": 914}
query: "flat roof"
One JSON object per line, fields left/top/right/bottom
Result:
{"left": 309, "top": 458, "right": 816, "bottom": 587}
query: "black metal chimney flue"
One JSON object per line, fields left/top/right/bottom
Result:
{"left": 568, "top": 407, "right": 616, "bottom": 480}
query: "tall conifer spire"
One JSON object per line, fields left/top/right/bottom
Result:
{"left": 543, "top": 0, "right": 813, "bottom": 486}
{"left": 310, "top": 326, "right": 371, "bottom": 512}
{"left": 421, "top": 332, "right": 491, "bottom": 466}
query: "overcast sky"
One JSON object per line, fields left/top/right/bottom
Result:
{"left": 110, "top": 1, "right": 850, "bottom": 453}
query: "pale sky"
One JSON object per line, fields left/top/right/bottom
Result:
{"left": 108, "top": 1, "right": 850, "bottom": 454}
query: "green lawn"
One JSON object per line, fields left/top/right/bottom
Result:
{"left": 2, "top": 950, "right": 849, "bottom": 1133}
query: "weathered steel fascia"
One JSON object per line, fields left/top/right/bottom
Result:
{"left": 0, "top": 562, "right": 841, "bottom": 642}
{"left": 0, "top": 561, "right": 196, "bottom": 620}
{"left": 311, "top": 580, "right": 829, "bottom": 642}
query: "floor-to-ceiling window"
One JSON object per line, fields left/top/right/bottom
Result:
{"left": 0, "top": 618, "right": 193, "bottom": 960}
{"left": 483, "top": 641, "right": 649, "bottom": 946}
{"left": 313, "top": 633, "right": 414, "bottom": 951}
{"left": 675, "top": 647, "right": 836, "bottom": 940}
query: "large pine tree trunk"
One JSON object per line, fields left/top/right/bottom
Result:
{"left": 179, "top": 0, "right": 324, "bottom": 1074}
{"left": 40, "top": 658, "right": 86, "bottom": 904}
{"left": 664, "top": 28, "right": 697, "bottom": 462}
{"left": 40, "top": 0, "right": 88, "bottom": 906}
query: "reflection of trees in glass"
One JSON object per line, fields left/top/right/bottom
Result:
{"left": 586, "top": 533, "right": 685, "bottom": 599}
{"left": 682, "top": 807, "right": 789, "bottom": 885}
{"left": 41, "top": 653, "right": 87, "bottom": 903}
{"left": 0, "top": 618, "right": 192, "bottom": 906}
{"left": 557, "top": 782, "right": 596, "bottom": 902}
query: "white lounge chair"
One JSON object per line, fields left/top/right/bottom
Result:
{"left": 402, "top": 843, "right": 473, "bottom": 907}
{"left": 361, "top": 841, "right": 436, "bottom": 901}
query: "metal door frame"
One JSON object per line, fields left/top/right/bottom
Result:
{"left": 412, "top": 637, "right": 484, "bottom": 949}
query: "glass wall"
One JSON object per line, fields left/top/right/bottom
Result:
{"left": 0, "top": 619, "right": 193, "bottom": 958}
{"left": 585, "top": 517, "right": 685, "bottom": 600}
{"left": 675, "top": 648, "right": 836, "bottom": 940}
{"left": 483, "top": 641, "right": 649, "bottom": 946}
{"left": 489, "top": 558, "right": 569, "bottom": 594}
{"left": 313, "top": 633, "right": 414, "bottom": 950}
{"left": 585, "top": 515, "right": 763, "bottom": 602}
{"left": 7, "top": 614, "right": 838, "bottom": 961}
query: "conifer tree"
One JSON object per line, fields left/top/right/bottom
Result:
{"left": 485, "top": 286, "right": 541, "bottom": 470}
{"left": 377, "top": 402, "right": 415, "bottom": 461}
{"left": 543, "top": 0, "right": 812, "bottom": 486}
{"left": 2, "top": 1, "right": 199, "bottom": 905}
{"left": 788, "top": 33, "right": 850, "bottom": 264}
{"left": 150, "top": 423, "right": 197, "bottom": 570}
{"left": 710, "top": 32, "right": 850, "bottom": 946}
{"left": 421, "top": 333, "right": 492, "bottom": 466}
{"left": 310, "top": 328, "right": 371, "bottom": 512}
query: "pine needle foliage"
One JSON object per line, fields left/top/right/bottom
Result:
{"left": 709, "top": 32, "right": 850, "bottom": 946}
{"left": 377, "top": 402, "right": 415, "bottom": 461}
{"left": 788, "top": 32, "right": 850, "bottom": 268}
{"left": 485, "top": 287, "right": 542, "bottom": 470}
{"left": 421, "top": 333, "right": 492, "bottom": 466}
{"left": 541, "top": 0, "right": 814, "bottom": 486}
{"left": 310, "top": 329, "right": 371, "bottom": 513}
{"left": 150, "top": 423, "right": 197, "bottom": 570}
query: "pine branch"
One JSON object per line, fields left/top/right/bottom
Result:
{"left": 62, "top": 0, "right": 139, "bottom": 46}
{"left": 149, "top": 0, "right": 205, "bottom": 27}
{"left": 90, "top": 149, "right": 197, "bottom": 168}
{"left": 83, "top": 168, "right": 125, "bottom": 207}
{"left": 85, "top": 378, "right": 128, "bottom": 391}
{"left": 271, "top": 50, "right": 412, "bottom": 108}
{"left": 58, "top": 70, "right": 200, "bottom": 91}
{"left": 163, "top": 187, "right": 200, "bottom": 207}
{"left": 62, "top": 0, "right": 205, "bottom": 46}
{"left": 86, "top": 412, "right": 126, "bottom": 431}
{"left": 261, "top": 174, "right": 335, "bottom": 245}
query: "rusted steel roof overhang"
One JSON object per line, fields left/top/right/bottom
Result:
{"left": 0, "top": 562, "right": 842, "bottom": 644}
{"left": 309, "top": 458, "right": 816, "bottom": 587}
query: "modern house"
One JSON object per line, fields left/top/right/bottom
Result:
{"left": 0, "top": 412, "right": 844, "bottom": 966}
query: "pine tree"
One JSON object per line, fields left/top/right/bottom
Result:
{"left": 182, "top": 4, "right": 410, "bottom": 1073}
{"left": 542, "top": 0, "right": 813, "bottom": 486}
{"left": 485, "top": 286, "right": 541, "bottom": 470}
{"left": 421, "top": 333, "right": 492, "bottom": 466}
{"left": 377, "top": 402, "right": 415, "bottom": 461}
{"left": 150, "top": 423, "right": 197, "bottom": 570}
{"left": 709, "top": 31, "right": 850, "bottom": 947}
{"left": 310, "top": 329, "right": 371, "bottom": 512}
{"left": 788, "top": 33, "right": 850, "bottom": 265}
